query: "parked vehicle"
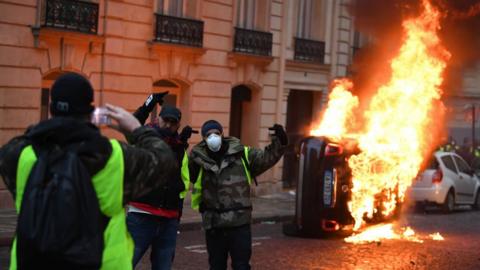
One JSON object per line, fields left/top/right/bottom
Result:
{"left": 408, "top": 151, "right": 480, "bottom": 212}
{"left": 283, "top": 136, "right": 401, "bottom": 238}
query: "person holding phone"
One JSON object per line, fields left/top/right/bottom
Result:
{"left": 126, "top": 93, "right": 195, "bottom": 270}
{"left": 189, "top": 120, "right": 288, "bottom": 270}
{"left": 0, "top": 72, "right": 177, "bottom": 269}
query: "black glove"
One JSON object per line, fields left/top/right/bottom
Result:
{"left": 144, "top": 91, "right": 169, "bottom": 111}
{"left": 269, "top": 124, "right": 288, "bottom": 146}
{"left": 179, "top": 125, "right": 193, "bottom": 143}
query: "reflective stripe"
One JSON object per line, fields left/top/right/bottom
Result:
{"left": 241, "top": 146, "right": 252, "bottom": 185}
{"left": 179, "top": 151, "right": 190, "bottom": 199}
{"left": 191, "top": 146, "right": 252, "bottom": 211}
{"left": 12, "top": 139, "right": 132, "bottom": 270}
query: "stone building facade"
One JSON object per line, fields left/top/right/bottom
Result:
{"left": 8, "top": 0, "right": 478, "bottom": 208}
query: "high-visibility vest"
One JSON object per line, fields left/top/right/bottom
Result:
{"left": 179, "top": 151, "right": 190, "bottom": 199}
{"left": 191, "top": 146, "right": 252, "bottom": 211}
{"left": 10, "top": 139, "right": 134, "bottom": 270}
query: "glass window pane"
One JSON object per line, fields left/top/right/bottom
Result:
{"left": 441, "top": 155, "right": 458, "bottom": 173}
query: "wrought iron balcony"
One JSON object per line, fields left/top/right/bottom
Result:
{"left": 154, "top": 14, "right": 204, "bottom": 47}
{"left": 43, "top": 0, "right": 99, "bottom": 34}
{"left": 294, "top": 38, "right": 325, "bottom": 63}
{"left": 233, "top": 27, "right": 272, "bottom": 57}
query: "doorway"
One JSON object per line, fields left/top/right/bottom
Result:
{"left": 282, "top": 90, "right": 314, "bottom": 188}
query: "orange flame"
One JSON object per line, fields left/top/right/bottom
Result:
{"left": 344, "top": 223, "right": 444, "bottom": 244}
{"left": 310, "top": 0, "right": 451, "bottom": 232}
{"left": 310, "top": 79, "right": 358, "bottom": 140}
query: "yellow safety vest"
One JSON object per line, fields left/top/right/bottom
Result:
{"left": 11, "top": 139, "right": 133, "bottom": 270}
{"left": 191, "top": 146, "right": 252, "bottom": 211}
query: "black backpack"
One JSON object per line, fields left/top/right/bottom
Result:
{"left": 16, "top": 144, "right": 108, "bottom": 270}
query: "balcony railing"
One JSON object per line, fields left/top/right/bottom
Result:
{"left": 154, "top": 14, "right": 204, "bottom": 47}
{"left": 43, "top": 0, "right": 99, "bottom": 34}
{"left": 294, "top": 38, "right": 325, "bottom": 63}
{"left": 233, "top": 27, "right": 272, "bottom": 57}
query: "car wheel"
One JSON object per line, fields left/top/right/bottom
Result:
{"left": 441, "top": 190, "right": 455, "bottom": 213}
{"left": 473, "top": 189, "right": 480, "bottom": 210}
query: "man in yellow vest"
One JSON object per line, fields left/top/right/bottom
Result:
{"left": 189, "top": 120, "right": 288, "bottom": 270}
{"left": 0, "top": 73, "right": 177, "bottom": 270}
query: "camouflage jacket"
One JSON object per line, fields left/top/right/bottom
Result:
{"left": 0, "top": 117, "right": 177, "bottom": 205}
{"left": 189, "top": 136, "right": 286, "bottom": 230}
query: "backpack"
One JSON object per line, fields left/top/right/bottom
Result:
{"left": 16, "top": 144, "right": 108, "bottom": 269}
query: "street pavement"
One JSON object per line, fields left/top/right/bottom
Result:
{"left": 165, "top": 208, "right": 480, "bottom": 270}
{"left": 2, "top": 194, "right": 480, "bottom": 269}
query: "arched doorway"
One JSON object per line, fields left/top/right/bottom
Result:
{"left": 229, "top": 84, "right": 259, "bottom": 146}
{"left": 151, "top": 79, "right": 190, "bottom": 125}
{"left": 229, "top": 85, "right": 251, "bottom": 139}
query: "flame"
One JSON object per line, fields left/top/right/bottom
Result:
{"left": 429, "top": 232, "right": 445, "bottom": 240}
{"left": 310, "top": 79, "right": 358, "bottom": 140}
{"left": 309, "top": 0, "right": 451, "bottom": 233}
{"left": 344, "top": 223, "right": 444, "bottom": 244}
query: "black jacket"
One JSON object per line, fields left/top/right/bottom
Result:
{"left": 131, "top": 106, "right": 189, "bottom": 211}
{"left": 0, "top": 117, "right": 177, "bottom": 205}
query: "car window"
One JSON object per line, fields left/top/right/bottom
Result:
{"left": 453, "top": 156, "right": 471, "bottom": 174}
{"left": 426, "top": 157, "right": 439, "bottom": 170}
{"left": 441, "top": 155, "right": 457, "bottom": 173}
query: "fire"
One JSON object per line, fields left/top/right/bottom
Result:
{"left": 344, "top": 223, "right": 444, "bottom": 244}
{"left": 310, "top": 79, "right": 358, "bottom": 140}
{"left": 310, "top": 0, "right": 451, "bottom": 232}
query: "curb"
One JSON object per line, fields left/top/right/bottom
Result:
{"left": 179, "top": 214, "right": 294, "bottom": 231}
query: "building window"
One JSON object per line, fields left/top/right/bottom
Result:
{"left": 297, "top": 0, "right": 312, "bottom": 39}
{"left": 41, "top": 0, "right": 99, "bottom": 34}
{"left": 40, "top": 88, "right": 49, "bottom": 121}
{"left": 236, "top": 0, "right": 256, "bottom": 29}
{"left": 158, "top": 0, "right": 184, "bottom": 17}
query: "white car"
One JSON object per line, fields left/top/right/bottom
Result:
{"left": 408, "top": 151, "right": 480, "bottom": 212}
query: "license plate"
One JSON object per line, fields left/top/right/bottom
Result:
{"left": 324, "top": 171, "right": 333, "bottom": 206}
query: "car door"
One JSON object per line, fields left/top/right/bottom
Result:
{"left": 453, "top": 155, "right": 475, "bottom": 203}
{"left": 452, "top": 155, "right": 476, "bottom": 203}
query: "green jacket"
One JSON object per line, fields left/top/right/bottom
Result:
{"left": 189, "top": 136, "right": 286, "bottom": 230}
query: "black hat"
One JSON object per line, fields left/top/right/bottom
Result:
{"left": 159, "top": 105, "right": 181, "bottom": 122}
{"left": 201, "top": 120, "right": 223, "bottom": 137}
{"left": 50, "top": 72, "right": 94, "bottom": 116}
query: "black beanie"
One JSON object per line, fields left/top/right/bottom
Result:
{"left": 50, "top": 72, "right": 94, "bottom": 116}
{"left": 201, "top": 120, "right": 223, "bottom": 137}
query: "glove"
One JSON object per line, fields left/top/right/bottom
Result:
{"left": 144, "top": 91, "right": 169, "bottom": 111}
{"left": 269, "top": 124, "right": 288, "bottom": 146}
{"left": 179, "top": 125, "right": 193, "bottom": 143}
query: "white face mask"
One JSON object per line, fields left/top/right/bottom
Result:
{"left": 206, "top": 134, "right": 222, "bottom": 152}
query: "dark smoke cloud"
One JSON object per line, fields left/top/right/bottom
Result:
{"left": 349, "top": 0, "right": 480, "bottom": 96}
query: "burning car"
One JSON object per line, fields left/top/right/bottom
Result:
{"left": 283, "top": 136, "right": 402, "bottom": 238}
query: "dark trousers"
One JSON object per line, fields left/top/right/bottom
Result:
{"left": 126, "top": 212, "right": 179, "bottom": 270}
{"left": 205, "top": 224, "right": 252, "bottom": 270}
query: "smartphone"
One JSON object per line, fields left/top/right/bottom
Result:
{"left": 91, "top": 107, "right": 111, "bottom": 126}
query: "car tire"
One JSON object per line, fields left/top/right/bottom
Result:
{"left": 441, "top": 190, "right": 455, "bottom": 213}
{"left": 473, "top": 189, "right": 480, "bottom": 211}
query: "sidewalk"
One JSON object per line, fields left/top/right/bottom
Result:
{"left": 0, "top": 191, "right": 295, "bottom": 247}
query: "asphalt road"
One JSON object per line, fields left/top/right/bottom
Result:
{"left": 162, "top": 208, "right": 480, "bottom": 270}
{"left": 2, "top": 208, "right": 479, "bottom": 269}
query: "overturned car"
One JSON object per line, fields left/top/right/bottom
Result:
{"left": 283, "top": 136, "right": 402, "bottom": 238}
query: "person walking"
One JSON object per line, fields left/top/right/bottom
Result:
{"left": 189, "top": 120, "right": 288, "bottom": 270}
{"left": 127, "top": 93, "right": 194, "bottom": 269}
{"left": 0, "top": 72, "right": 177, "bottom": 270}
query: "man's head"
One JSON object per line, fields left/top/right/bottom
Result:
{"left": 50, "top": 73, "right": 94, "bottom": 119}
{"left": 158, "top": 105, "right": 181, "bottom": 133}
{"left": 201, "top": 120, "right": 223, "bottom": 152}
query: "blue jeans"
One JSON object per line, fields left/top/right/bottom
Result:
{"left": 127, "top": 212, "right": 179, "bottom": 270}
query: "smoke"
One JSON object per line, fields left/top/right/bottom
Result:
{"left": 349, "top": 0, "right": 480, "bottom": 96}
